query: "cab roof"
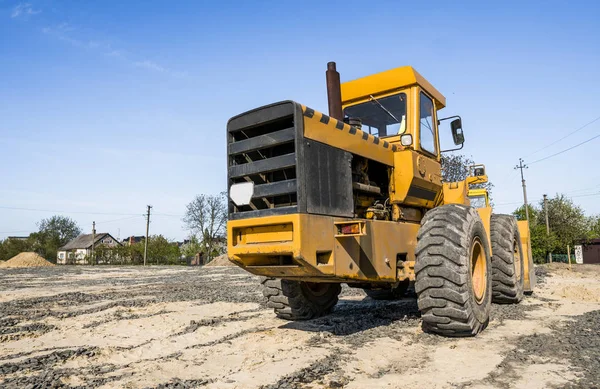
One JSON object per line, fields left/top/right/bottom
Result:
{"left": 341, "top": 66, "right": 446, "bottom": 109}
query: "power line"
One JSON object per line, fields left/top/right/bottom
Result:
{"left": 0, "top": 216, "right": 143, "bottom": 237}
{"left": 96, "top": 215, "right": 144, "bottom": 224}
{"left": 526, "top": 114, "right": 600, "bottom": 157}
{"left": 528, "top": 132, "right": 600, "bottom": 165}
{"left": 494, "top": 200, "right": 524, "bottom": 206}
{"left": 153, "top": 212, "right": 183, "bottom": 218}
{"left": 562, "top": 182, "right": 600, "bottom": 195}
{"left": 0, "top": 206, "right": 140, "bottom": 216}
{"left": 570, "top": 192, "right": 600, "bottom": 199}
{"left": 495, "top": 192, "right": 600, "bottom": 209}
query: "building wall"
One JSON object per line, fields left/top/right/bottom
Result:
{"left": 76, "top": 248, "right": 89, "bottom": 264}
{"left": 582, "top": 243, "right": 600, "bottom": 264}
{"left": 57, "top": 249, "right": 91, "bottom": 264}
{"left": 57, "top": 251, "right": 67, "bottom": 265}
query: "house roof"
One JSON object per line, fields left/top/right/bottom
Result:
{"left": 59, "top": 233, "right": 120, "bottom": 250}
{"left": 122, "top": 236, "right": 145, "bottom": 244}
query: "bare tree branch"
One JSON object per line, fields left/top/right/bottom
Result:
{"left": 183, "top": 193, "right": 227, "bottom": 261}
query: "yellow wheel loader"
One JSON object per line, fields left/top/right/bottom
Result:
{"left": 226, "top": 62, "right": 535, "bottom": 336}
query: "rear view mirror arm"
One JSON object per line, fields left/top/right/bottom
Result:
{"left": 441, "top": 143, "right": 465, "bottom": 153}
{"left": 438, "top": 115, "right": 462, "bottom": 124}
{"left": 439, "top": 115, "right": 465, "bottom": 152}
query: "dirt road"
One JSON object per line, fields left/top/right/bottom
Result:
{"left": 1, "top": 264, "right": 599, "bottom": 388}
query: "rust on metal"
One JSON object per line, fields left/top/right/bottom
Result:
{"left": 326, "top": 62, "right": 343, "bottom": 120}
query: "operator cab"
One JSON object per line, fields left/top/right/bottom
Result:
{"left": 340, "top": 66, "right": 464, "bottom": 158}
{"left": 466, "top": 165, "right": 490, "bottom": 208}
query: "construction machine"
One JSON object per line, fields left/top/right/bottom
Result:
{"left": 226, "top": 62, "right": 535, "bottom": 336}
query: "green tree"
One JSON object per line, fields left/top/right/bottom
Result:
{"left": 29, "top": 216, "right": 82, "bottom": 262}
{"left": 146, "top": 235, "right": 181, "bottom": 265}
{"left": 587, "top": 215, "right": 600, "bottom": 239}
{"left": 513, "top": 204, "right": 538, "bottom": 223}
{"left": 441, "top": 154, "right": 494, "bottom": 201}
{"left": 0, "top": 237, "right": 34, "bottom": 261}
{"left": 513, "top": 195, "right": 592, "bottom": 263}
{"left": 513, "top": 204, "right": 553, "bottom": 263}
{"left": 183, "top": 192, "right": 227, "bottom": 262}
{"left": 129, "top": 241, "right": 145, "bottom": 265}
{"left": 181, "top": 235, "right": 203, "bottom": 263}
{"left": 541, "top": 195, "right": 588, "bottom": 253}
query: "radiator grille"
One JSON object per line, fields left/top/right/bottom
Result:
{"left": 227, "top": 102, "right": 299, "bottom": 219}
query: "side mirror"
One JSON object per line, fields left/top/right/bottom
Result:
{"left": 474, "top": 167, "right": 485, "bottom": 176}
{"left": 451, "top": 118, "right": 464, "bottom": 145}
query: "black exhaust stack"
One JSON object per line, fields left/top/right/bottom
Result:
{"left": 326, "top": 62, "right": 343, "bottom": 121}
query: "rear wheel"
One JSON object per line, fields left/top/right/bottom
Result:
{"left": 490, "top": 214, "right": 524, "bottom": 303}
{"left": 262, "top": 278, "right": 341, "bottom": 320}
{"left": 364, "top": 279, "right": 410, "bottom": 300}
{"left": 415, "top": 204, "right": 492, "bottom": 337}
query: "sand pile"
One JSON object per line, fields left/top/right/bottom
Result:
{"left": 205, "top": 254, "right": 234, "bottom": 267}
{"left": 0, "top": 252, "right": 55, "bottom": 268}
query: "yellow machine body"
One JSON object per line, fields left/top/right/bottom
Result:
{"left": 226, "top": 66, "right": 533, "bottom": 290}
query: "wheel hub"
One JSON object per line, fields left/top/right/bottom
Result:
{"left": 513, "top": 237, "right": 522, "bottom": 282}
{"left": 470, "top": 237, "right": 487, "bottom": 304}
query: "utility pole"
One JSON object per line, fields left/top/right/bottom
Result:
{"left": 91, "top": 221, "right": 96, "bottom": 265}
{"left": 514, "top": 158, "right": 530, "bottom": 223}
{"left": 543, "top": 194, "right": 552, "bottom": 263}
{"left": 144, "top": 205, "right": 152, "bottom": 266}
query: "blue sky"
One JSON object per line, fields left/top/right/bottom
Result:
{"left": 1, "top": 0, "right": 599, "bottom": 241}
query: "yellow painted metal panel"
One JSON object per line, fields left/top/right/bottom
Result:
{"left": 301, "top": 105, "right": 395, "bottom": 166}
{"left": 341, "top": 66, "right": 446, "bottom": 109}
{"left": 334, "top": 220, "right": 420, "bottom": 282}
{"left": 240, "top": 223, "right": 293, "bottom": 244}
{"left": 442, "top": 181, "right": 469, "bottom": 206}
{"left": 517, "top": 220, "right": 536, "bottom": 292}
{"left": 227, "top": 214, "right": 420, "bottom": 283}
{"left": 390, "top": 150, "right": 442, "bottom": 207}
{"left": 476, "top": 207, "right": 493, "bottom": 253}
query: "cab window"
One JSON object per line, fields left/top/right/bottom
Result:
{"left": 343, "top": 93, "right": 407, "bottom": 137}
{"left": 419, "top": 92, "right": 436, "bottom": 154}
{"left": 469, "top": 195, "right": 487, "bottom": 209}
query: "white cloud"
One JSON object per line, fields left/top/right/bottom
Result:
{"left": 134, "top": 60, "right": 166, "bottom": 73}
{"left": 40, "top": 22, "right": 186, "bottom": 77}
{"left": 11, "top": 3, "right": 41, "bottom": 18}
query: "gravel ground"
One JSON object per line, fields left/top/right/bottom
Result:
{"left": 0, "top": 264, "right": 599, "bottom": 388}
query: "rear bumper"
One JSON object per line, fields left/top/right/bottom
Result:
{"left": 227, "top": 213, "right": 419, "bottom": 283}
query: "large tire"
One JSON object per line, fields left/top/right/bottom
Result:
{"left": 490, "top": 214, "right": 524, "bottom": 304}
{"left": 415, "top": 204, "right": 492, "bottom": 337}
{"left": 261, "top": 278, "right": 341, "bottom": 320}
{"left": 364, "top": 279, "right": 410, "bottom": 300}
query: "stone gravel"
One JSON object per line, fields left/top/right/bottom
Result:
{"left": 1, "top": 265, "right": 598, "bottom": 388}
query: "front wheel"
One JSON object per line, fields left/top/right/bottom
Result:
{"left": 415, "top": 204, "right": 492, "bottom": 337}
{"left": 262, "top": 278, "right": 341, "bottom": 320}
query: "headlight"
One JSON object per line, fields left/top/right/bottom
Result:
{"left": 230, "top": 182, "right": 254, "bottom": 206}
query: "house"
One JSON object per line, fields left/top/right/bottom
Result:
{"left": 57, "top": 233, "right": 121, "bottom": 265}
{"left": 175, "top": 239, "right": 191, "bottom": 248}
{"left": 122, "top": 236, "right": 145, "bottom": 246}
{"left": 575, "top": 239, "right": 600, "bottom": 264}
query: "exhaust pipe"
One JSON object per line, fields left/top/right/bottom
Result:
{"left": 326, "top": 62, "right": 343, "bottom": 120}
